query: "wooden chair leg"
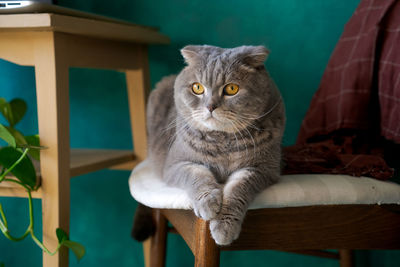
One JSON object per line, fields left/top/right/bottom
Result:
{"left": 339, "top": 249, "right": 354, "bottom": 267}
{"left": 150, "top": 209, "right": 168, "bottom": 267}
{"left": 143, "top": 239, "right": 151, "bottom": 267}
{"left": 194, "top": 219, "right": 220, "bottom": 267}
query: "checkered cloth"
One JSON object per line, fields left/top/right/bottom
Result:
{"left": 297, "top": 0, "right": 400, "bottom": 144}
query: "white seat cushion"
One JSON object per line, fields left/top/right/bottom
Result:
{"left": 129, "top": 160, "right": 400, "bottom": 210}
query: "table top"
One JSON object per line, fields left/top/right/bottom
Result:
{"left": 0, "top": 13, "right": 170, "bottom": 44}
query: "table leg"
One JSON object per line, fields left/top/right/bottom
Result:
{"left": 125, "top": 45, "right": 151, "bottom": 267}
{"left": 34, "top": 32, "right": 70, "bottom": 267}
{"left": 125, "top": 45, "right": 150, "bottom": 162}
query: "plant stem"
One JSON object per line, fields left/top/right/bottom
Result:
{"left": 0, "top": 148, "right": 29, "bottom": 182}
{"left": 0, "top": 178, "right": 62, "bottom": 254}
{"left": 0, "top": 219, "right": 30, "bottom": 241}
{"left": 0, "top": 180, "right": 32, "bottom": 241}
{"left": 0, "top": 148, "right": 33, "bottom": 242}
{"left": 0, "top": 147, "right": 68, "bottom": 256}
{"left": 0, "top": 204, "right": 8, "bottom": 228}
{"left": 30, "top": 231, "right": 63, "bottom": 256}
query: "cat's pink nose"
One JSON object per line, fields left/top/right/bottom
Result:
{"left": 207, "top": 104, "right": 217, "bottom": 113}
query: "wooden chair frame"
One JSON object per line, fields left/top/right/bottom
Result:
{"left": 149, "top": 205, "right": 400, "bottom": 267}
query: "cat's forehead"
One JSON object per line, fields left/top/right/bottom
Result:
{"left": 197, "top": 62, "right": 224, "bottom": 87}
{"left": 200, "top": 47, "right": 240, "bottom": 64}
{"left": 197, "top": 45, "right": 242, "bottom": 58}
{"left": 195, "top": 54, "right": 246, "bottom": 87}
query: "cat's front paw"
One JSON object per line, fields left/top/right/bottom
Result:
{"left": 192, "top": 188, "right": 222, "bottom": 220}
{"left": 210, "top": 217, "right": 241, "bottom": 246}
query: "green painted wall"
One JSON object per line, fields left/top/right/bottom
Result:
{"left": 1, "top": 0, "right": 399, "bottom": 266}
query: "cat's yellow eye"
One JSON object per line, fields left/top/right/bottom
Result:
{"left": 192, "top": 82, "right": 205, "bottom": 95}
{"left": 223, "top": 83, "right": 239, "bottom": 96}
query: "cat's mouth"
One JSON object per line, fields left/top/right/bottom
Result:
{"left": 202, "top": 117, "right": 222, "bottom": 129}
{"left": 206, "top": 114, "right": 215, "bottom": 120}
{"left": 204, "top": 115, "right": 219, "bottom": 124}
{"left": 199, "top": 114, "right": 237, "bottom": 132}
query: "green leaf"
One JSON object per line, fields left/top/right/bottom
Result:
{"left": 5, "top": 127, "right": 27, "bottom": 146}
{"left": 63, "top": 240, "right": 86, "bottom": 262}
{"left": 56, "top": 228, "right": 68, "bottom": 243}
{"left": 0, "top": 98, "right": 27, "bottom": 127}
{"left": 0, "top": 147, "right": 36, "bottom": 189}
{"left": 0, "top": 262, "right": 4, "bottom": 267}
{"left": 0, "top": 98, "right": 13, "bottom": 127}
{"left": 9, "top": 99, "right": 27, "bottom": 126}
{"left": 0, "top": 98, "right": 6, "bottom": 110}
{"left": 25, "top": 135, "right": 40, "bottom": 161}
{"left": 56, "top": 228, "right": 86, "bottom": 261}
{"left": 0, "top": 124, "right": 16, "bottom": 148}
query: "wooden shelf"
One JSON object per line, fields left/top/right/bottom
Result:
{"left": 69, "top": 148, "right": 136, "bottom": 176}
{"left": 0, "top": 149, "right": 137, "bottom": 199}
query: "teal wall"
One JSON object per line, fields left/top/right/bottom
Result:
{"left": 1, "top": 0, "right": 399, "bottom": 266}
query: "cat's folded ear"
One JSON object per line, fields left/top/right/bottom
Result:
{"left": 181, "top": 45, "right": 203, "bottom": 65}
{"left": 239, "top": 46, "right": 270, "bottom": 68}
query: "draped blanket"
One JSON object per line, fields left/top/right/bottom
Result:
{"left": 298, "top": 0, "right": 400, "bottom": 143}
{"left": 285, "top": 0, "right": 400, "bottom": 180}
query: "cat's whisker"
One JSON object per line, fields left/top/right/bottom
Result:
{"left": 228, "top": 119, "right": 249, "bottom": 156}
{"left": 228, "top": 119, "right": 248, "bottom": 155}
{"left": 222, "top": 112, "right": 244, "bottom": 129}
{"left": 161, "top": 118, "right": 178, "bottom": 134}
{"left": 165, "top": 113, "right": 191, "bottom": 144}
{"left": 168, "top": 121, "right": 191, "bottom": 151}
{"left": 239, "top": 97, "right": 282, "bottom": 121}
{"left": 236, "top": 116, "right": 260, "bottom": 133}
{"left": 163, "top": 108, "right": 197, "bottom": 135}
{"left": 234, "top": 115, "right": 262, "bottom": 133}
{"left": 222, "top": 111, "right": 258, "bottom": 157}
{"left": 183, "top": 97, "right": 197, "bottom": 109}
{"left": 235, "top": 118, "right": 257, "bottom": 157}
{"left": 227, "top": 120, "right": 241, "bottom": 153}
{"left": 166, "top": 113, "right": 193, "bottom": 149}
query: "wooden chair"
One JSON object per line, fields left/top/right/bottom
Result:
{"left": 129, "top": 161, "right": 400, "bottom": 267}
{"left": 150, "top": 206, "right": 400, "bottom": 267}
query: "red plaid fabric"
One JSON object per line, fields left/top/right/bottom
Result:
{"left": 297, "top": 0, "right": 400, "bottom": 144}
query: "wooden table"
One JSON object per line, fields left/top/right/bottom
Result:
{"left": 0, "top": 13, "right": 169, "bottom": 267}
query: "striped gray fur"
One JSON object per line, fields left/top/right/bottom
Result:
{"left": 146, "top": 45, "right": 285, "bottom": 245}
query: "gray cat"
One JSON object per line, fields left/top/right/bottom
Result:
{"left": 145, "top": 45, "right": 285, "bottom": 245}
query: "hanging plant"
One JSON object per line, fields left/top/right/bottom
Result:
{"left": 0, "top": 97, "right": 85, "bottom": 262}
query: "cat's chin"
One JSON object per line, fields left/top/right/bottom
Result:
{"left": 195, "top": 118, "right": 239, "bottom": 133}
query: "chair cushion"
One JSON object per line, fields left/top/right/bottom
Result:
{"left": 129, "top": 160, "right": 400, "bottom": 210}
